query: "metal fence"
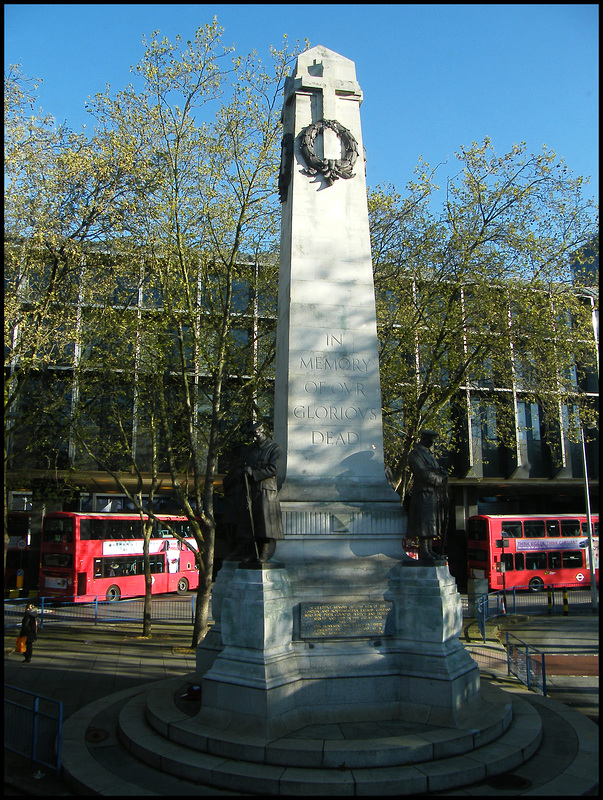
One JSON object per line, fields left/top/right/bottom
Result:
{"left": 4, "top": 684, "right": 63, "bottom": 775}
{"left": 4, "top": 595, "right": 197, "bottom": 629}
{"left": 505, "top": 632, "right": 547, "bottom": 696}
{"left": 463, "top": 584, "right": 597, "bottom": 620}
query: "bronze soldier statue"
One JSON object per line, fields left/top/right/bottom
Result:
{"left": 223, "top": 421, "right": 284, "bottom": 564}
{"left": 407, "top": 429, "right": 448, "bottom": 563}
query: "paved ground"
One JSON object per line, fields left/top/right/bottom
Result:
{"left": 4, "top": 605, "right": 599, "bottom": 796}
{"left": 5, "top": 616, "right": 197, "bottom": 796}
{"left": 464, "top": 610, "right": 599, "bottom": 725}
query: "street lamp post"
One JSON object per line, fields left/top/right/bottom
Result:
{"left": 496, "top": 537, "right": 508, "bottom": 614}
{"left": 581, "top": 428, "right": 598, "bottom": 613}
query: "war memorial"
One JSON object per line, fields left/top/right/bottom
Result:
{"left": 60, "top": 46, "right": 598, "bottom": 795}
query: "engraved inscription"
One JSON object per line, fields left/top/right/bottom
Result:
{"left": 293, "top": 332, "right": 380, "bottom": 445}
{"left": 299, "top": 601, "right": 393, "bottom": 639}
{"left": 326, "top": 333, "right": 343, "bottom": 347}
{"left": 300, "top": 356, "right": 371, "bottom": 371}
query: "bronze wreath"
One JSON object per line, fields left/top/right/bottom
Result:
{"left": 299, "top": 119, "right": 359, "bottom": 186}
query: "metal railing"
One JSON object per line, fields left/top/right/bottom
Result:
{"left": 4, "top": 684, "right": 63, "bottom": 775}
{"left": 464, "top": 584, "right": 597, "bottom": 620}
{"left": 4, "top": 595, "right": 197, "bottom": 629}
{"left": 505, "top": 632, "right": 547, "bottom": 696}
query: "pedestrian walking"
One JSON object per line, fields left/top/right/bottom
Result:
{"left": 19, "top": 603, "right": 38, "bottom": 663}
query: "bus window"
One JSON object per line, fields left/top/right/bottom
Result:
{"left": 43, "top": 518, "right": 74, "bottom": 542}
{"left": 514, "top": 553, "right": 525, "bottom": 571}
{"left": 42, "top": 553, "right": 73, "bottom": 568}
{"left": 501, "top": 553, "right": 514, "bottom": 571}
{"left": 467, "top": 519, "right": 488, "bottom": 541}
{"left": 548, "top": 552, "right": 562, "bottom": 569}
{"left": 546, "top": 520, "right": 560, "bottom": 537}
{"left": 170, "top": 521, "right": 193, "bottom": 537}
{"left": 90, "top": 520, "right": 105, "bottom": 539}
{"left": 561, "top": 520, "right": 581, "bottom": 537}
{"left": 94, "top": 559, "right": 102, "bottom": 578}
{"left": 121, "top": 521, "right": 143, "bottom": 539}
{"left": 525, "top": 552, "right": 546, "bottom": 570}
{"left": 562, "top": 551, "right": 584, "bottom": 568}
{"left": 581, "top": 521, "right": 599, "bottom": 536}
{"left": 467, "top": 548, "right": 487, "bottom": 563}
{"left": 501, "top": 521, "right": 523, "bottom": 538}
{"left": 524, "top": 521, "right": 545, "bottom": 538}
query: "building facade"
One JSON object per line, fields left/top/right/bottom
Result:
{"left": 5, "top": 246, "right": 599, "bottom": 590}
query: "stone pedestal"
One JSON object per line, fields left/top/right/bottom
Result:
{"left": 197, "top": 554, "right": 481, "bottom": 739}
{"left": 199, "top": 565, "right": 301, "bottom": 739}
{"left": 385, "top": 563, "right": 482, "bottom": 725}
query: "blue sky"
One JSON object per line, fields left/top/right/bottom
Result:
{"left": 4, "top": 4, "right": 599, "bottom": 207}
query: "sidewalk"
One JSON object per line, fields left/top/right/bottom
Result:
{"left": 462, "top": 611, "right": 599, "bottom": 723}
{"left": 4, "top": 610, "right": 599, "bottom": 795}
{"left": 5, "top": 618, "right": 197, "bottom": 796}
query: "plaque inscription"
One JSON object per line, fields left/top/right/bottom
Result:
{"left": 299, "top": 601, "right": 393, "bottom": 639}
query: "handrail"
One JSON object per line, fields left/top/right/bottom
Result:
{"left": 505, "top": 631, "right": 547, "bottom": 696}
{"left": 4, "top": 684, "right": 63, "bottom": 775}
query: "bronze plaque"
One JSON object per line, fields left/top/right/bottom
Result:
{"left": 299, "top": 601, "right": 392, "bottom": 639}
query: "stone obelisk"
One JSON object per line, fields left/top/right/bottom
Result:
{"left": 197, "top": 46, "right": 482, "bottom": 739}
{"left": 274, "top": 45, "right": 405, "bottom": 557}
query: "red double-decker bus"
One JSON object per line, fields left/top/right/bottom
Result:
{"left": 467, "top": 514, "right": 599, "bottom": 592}
{"left": 39, "top": 512, "right": 199, "bottom": 601}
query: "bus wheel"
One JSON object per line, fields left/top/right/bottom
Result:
{"left": 528, "top": 577, "right": 544, "bottom": 592}
{"left": 177, "top": 578, "right": 189, "bottom": 595}
{"left": 106, "top": 585, "right": 121, "bottom": 601}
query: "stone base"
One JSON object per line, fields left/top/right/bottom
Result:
{"left": 196, "top": 549, "right": 484, "bottom": 739}
{"left": 404, "top": 558, "right": 449, "bottom": 567}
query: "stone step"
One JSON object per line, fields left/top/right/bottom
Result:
{"left": 61, "top": 678, "right": 598, "bottom": 796}
{"left": 116, "top": 682, "right": 542, "bottom": 795}
{"left": 143, "top": 678, "right": 515, "bottom": 769}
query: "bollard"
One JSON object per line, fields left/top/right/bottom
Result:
{"left": 547, "top": 588, "right": 552, "bottom": 614}
{"left": 563, "top": 587, "right": 569, "bottom": 616}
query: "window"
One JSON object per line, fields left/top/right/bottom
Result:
{"left": 524, "top": 521, "right": 545, "bottom": 538}
{"left": 501, "top": 521, "right": 523, "bottom": 538}
{"left": 42, "top": 553, "right": 73, "bottom": 568}
{"left": 107, "top": 519, "right": 143, "bottom": 539}
{"left": 470, "top": 399, "right": 507, "bottom": 477}
{"left": 517, "top": 401, "right": 548, "bottom": 477}
{"left": 501, "top": 553, "right": 514, "bottom": 571}
{"left": 467, "top": 549, "right": 487, "bottom": 563}
{"left": 467, "top": 519, "right": 488, "bottom": 541}
{"left": 94, "top": 554, "right": 166, "bottom": 578}
{"left": 581, "top": 521, "right": 599, "bottom": 536}
{"left": 561, "top": 520, "right": 581, "bottom": 537}
{"left": 525, "top": 552, "right": 546, "bottom": 570}
{"left": 514, "top": 553, "right": 525, "bottom": 571}
{"left": 562, "top": 551, "right": 584, "bottom": 568}
{"left": 81, "top": 518, "right": 149, "bottom": 540}
{"left": 43, "top": 519, "right": 74, "bottom": 542}
{"left": 548, "top": 552, "right": 562, "bottom": 569}
{"left": 8, "top": 493, "right": 32, "bottom": 512}
{"left": 546, "top": 520, "right": 560, "bottom": 537}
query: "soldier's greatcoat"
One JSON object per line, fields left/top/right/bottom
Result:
{"left": 225, "top": 436, "right": 284, "bottom": 543}
{"left": 245, "top": 436, "right": 284, "bottom": 540}
{"left": 408, "top": 443, "right": 448, "bottom": 540}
